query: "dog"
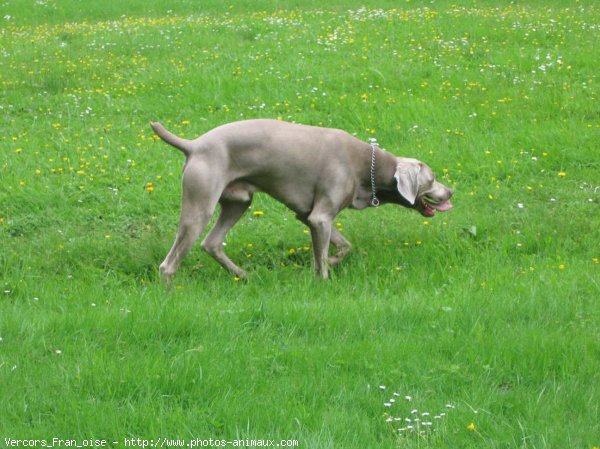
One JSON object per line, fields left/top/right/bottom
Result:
{"left": 151, "top": 119, "right": 453, "bottom": 283}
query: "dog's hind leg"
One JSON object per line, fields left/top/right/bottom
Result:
{"left": 159, "top": 164, "right": 222, "bottom": 287}
{"left": 201, "top": 194, "right": 252, "bottom": 279}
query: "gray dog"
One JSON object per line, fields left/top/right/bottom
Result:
{"left": 151, "top": 119, "right": 453, "bottom": 283}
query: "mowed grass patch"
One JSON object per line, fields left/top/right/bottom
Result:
{"left": 1, "top": 1, "right": 599, "bottom": 448}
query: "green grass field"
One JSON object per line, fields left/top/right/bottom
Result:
{"left": 1, "top": 1, "right": 599, "bottom": 447}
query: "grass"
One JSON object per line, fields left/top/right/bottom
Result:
{"left": 1, "top": 0, "right": 599, "bottom": 447}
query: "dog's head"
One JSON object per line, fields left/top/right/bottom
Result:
{"left": 394, "top": 157, "right": 453, "bottom": 217}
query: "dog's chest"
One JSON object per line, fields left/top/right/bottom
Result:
{"left": 350, "top": 186, "right": 373, "bottom": 210}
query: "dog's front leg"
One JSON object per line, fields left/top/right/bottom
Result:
{"left": 307, "top": 211, "right": 333, "bottom": 279}
{"left": 329, "top": 227, "right": 352, "bottom": 266}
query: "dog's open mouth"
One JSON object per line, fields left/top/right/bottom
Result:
{"left": 419, "top": 196, "right": 453, "bottom": 217}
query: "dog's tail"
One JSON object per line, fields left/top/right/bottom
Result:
{"left": 150, "top": 122, "right": 193, "bottom": 157}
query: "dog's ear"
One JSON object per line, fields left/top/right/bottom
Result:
{"left": 394, "top": 158, "right": 421, "bottom": 205}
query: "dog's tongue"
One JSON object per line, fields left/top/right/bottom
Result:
{"left": 431, "top": 200, "right": 453, "bottom": 212}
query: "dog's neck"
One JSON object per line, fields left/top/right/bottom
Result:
{"left": 371, "top": 145, "right": 399, "bottom": 189}
{"left": 349, "top": 144, "right": 403, "bottom": 210}
{"left": 370, "top": 146, "right": 413, "bottom": 207}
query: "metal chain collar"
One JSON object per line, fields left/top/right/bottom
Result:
{"left": 370, "top": 144, "right": 380, "bottom": 207}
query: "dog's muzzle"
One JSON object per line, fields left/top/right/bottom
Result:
{"left": 417, "top": 195, "right": 453, "bottom": 217}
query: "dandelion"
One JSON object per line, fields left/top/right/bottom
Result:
{"left": 253, "top": 210, "right": 264, "bottom": 216}
{"left": 467, "top": 423, "right": 476, "bottom": 432}
{"left": 146, "top": 181, "right": 154, "bottom": 193}
{"left": 182, "top": 120, "right": 190, "bottom": 126}
{"left": 288, "top": 248, "right": 296, "bottom": 255}
{"left": 559, "top": 263, "right": 566, "bottom": 270}
{"left": 558, "top": 171, "right": 567, "bottom": 177}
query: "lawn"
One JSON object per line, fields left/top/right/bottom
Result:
{"left": 1, "top": 1, "right": 599, "bottom": 448}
